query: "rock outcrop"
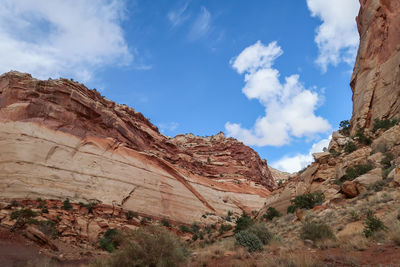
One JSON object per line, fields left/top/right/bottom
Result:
{"left": 350, "top": 0, "right": 400, "bottom": 131}
{"left": 0, "top": 71, "right": 275, "bottom": 224}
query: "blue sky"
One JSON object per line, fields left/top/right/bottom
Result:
{"left": 0, "top": 0, "right": 360, "bottom": 173}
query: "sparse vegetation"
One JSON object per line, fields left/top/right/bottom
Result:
{"left": 235, "top": 230, "right": 263, "bottom": 252}
{"left": 300, "top": 221, "right": 335, "bottom": 242}
{"left": 341, "top": 163, "right": 373, "bottom": 182}
{"left": 363, "top": 210, "right": 387, "bottom": 238}
{"left": 101, "top": 226, "right": 188, "bottom": 267}
{"left": 329, "top": 148, "right": 341, "bottom": 157}
{"left": 381, "top": 152, "right": 394, "bottom": 169}
{"left": 161, "top": 219, "right": 171, "bottom": 227}
{"left": 344, "top": 141, "right": 357, "bottom": 153}
{"left": 339, "top": 120, "right": 350, "bottom": 136}
{"left": 372, "top": 118, "right": 398, "bottom": 133}
{"left": 247, "top": 223, "right": 273, "bottom": 245}
{"left": 37, "top": 220, "right": 59, "bottom": 238}
{"left": 263, "top": 207, "right": 281, "bottom": 221}
{"left": 10, "top": 209, "right": 38, "bottom": 229}
{"left": 219, "top": 224, "right": 233, "bottom": 235}
{"left": 234, "top": 212, "right": 254, "bottom": 233}
{"left": 179, "top": 224, "right": 193, "bottom": 234}
{"left": 99, "top": 228, "right": 122, "bottom": 253}
{"left": 355, "top": 127, "right": 372, "bottom": 145}
{"left": 125, "top": 211, "right": 138, "bottom": 220}
{"left": 61, "top": 198, "right": 73, "bottom": 211}
{"left": 290, "top": 192, "right": 325, "bottom": 212}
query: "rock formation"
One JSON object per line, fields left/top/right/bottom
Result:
{"left": 350, "top": 0, "right": 400, "bottom": 131}
{"left": 0, "top": 71, "right": 275, "bottom": 224}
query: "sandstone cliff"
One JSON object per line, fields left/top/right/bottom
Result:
{"left": 0, "top": 71, "right": 275, "bottom": 223}
{"left": 350, "top": 0, "right": 400, "bottom": 131}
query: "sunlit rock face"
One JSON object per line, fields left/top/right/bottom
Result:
{"left": 0, "top": 71, "right": 275, "bottom": 223}
{"left": 350, "top": 0, "right": 400, "bottom": 131}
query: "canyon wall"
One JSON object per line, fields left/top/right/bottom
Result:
{"left": 0, "top": 71, "right": 275, "bottom": 223}
{"left": 350, "top": 0, "right": 400, "bottom": 130}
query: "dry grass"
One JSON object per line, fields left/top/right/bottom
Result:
{"left": 262, "top": 252, "right": 326, "bottom": 267}
{"left": 338, "top": 234, "right": 369, "bottom": 251}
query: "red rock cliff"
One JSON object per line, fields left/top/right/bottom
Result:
{"left": 0, "top": 71, "right": 275, "bottom": 223}
{"left": 350, "top": 0, "right": 400, "bottom": 130}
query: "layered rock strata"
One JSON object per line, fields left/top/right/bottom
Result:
{"left": 0, "top": 71, "right": 274, "bottom": 223}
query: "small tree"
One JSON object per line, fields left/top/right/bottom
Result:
{"left": 234, "top": 212, "right": 254, "bottom": 233}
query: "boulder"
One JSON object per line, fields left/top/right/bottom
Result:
{"left": 341, "top": 181, "right": 360, "bottom": 198}
{"left": 353, "top": 168, "right": 382, "bottom": 188}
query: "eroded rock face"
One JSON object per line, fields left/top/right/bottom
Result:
{"left": 0, "top": 71, "right": 274, "bottom": 223}
{"left": 350, "top": 0, "right": 400, "bottom": 131}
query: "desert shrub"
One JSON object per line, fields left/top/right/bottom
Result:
{"left": 125, "top": 211, "right": 136, "bottom": 220}
{"left": 247, "top": 223, "right": 273, "bottom": 245}
{"left": 37, "top": 220, "right": 59, "bottom": 239}
{"left": 329, "top": 149, "right": 341, "bottom": 158}
{"left": 61, "top": 198, "right": 72, "bottom": 211}
{"left": 290, "top": 192, "right": 325, "bottom": 211}
{"left": 105, "top": 226, "right": 188, "bottom": 267}
{"left": 234, "top": 212, "right": 254, "bottom": 233}
{"left": 287, "top": 205, "right": 296, "bottom": 214}
{"left": 179, "top": 225, "right": 192, "bottom": 234}
{"left": 161, "top": 219, "right": 170, "bottom": 227}
{"left": 300, "top": 221, "right": 335, "bottom": 242}
{"left": 235, "top": 230, "right": 263, "bottom": 252}
{"left": 344, "top": 141, "right": 357, "bottom": 154}
{"left": 381, "top": 152, "right": 394, "bottom": 169}
{"left": 341, "top": 163, "right": 373, "bottom": 182}
{"left": 383, "top": 166, "right": 395, "bottom": 180}
{"left": 219, "top": 224, "right": 233, "bottom": 235}
{"left": 339, "top": 120, "right": 350, "bottom": 136}
{"left": 349, "top": 210, "right": 360, "bottom": 222}
{"left": 355, "top": 128, "right": 372, "bottom": 145}
{"left": 263, "top": 207, "right": 281, "bottom": 221}
{"left": 10, "top": 209, "right": 38, "bottom": 229}
{"left": 191, "top": 222, "right": 200, "bottom": 234}
{"left": 363, "top": 210, "right": 387, "bottom": 238}
{"left": 99, "top": 228, "right": 122, "bottom": 253}
{"left": 372, "top": 118, "right": 398, "bottom": 133}
{"left": 368, "top": 180, "right": 386, "bottom": 192}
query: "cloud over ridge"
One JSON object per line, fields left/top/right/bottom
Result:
{"left": 225, "top": 41, "right": 331, "bottom": 147}
{"left": 0, "top": 0, "right": 132, "bottom": 81}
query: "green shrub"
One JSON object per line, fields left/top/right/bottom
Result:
{"left": 355, "top": 128, "right": 372, "bottom": 145}
{"left": 341, "top": 163, "right": 373, "bottom": 182}
{"left": 191, "top": 222, "right": 200, "bottom": 234}
{"left": 300, "top": 221, "right": 335, "bottom": 242}
{"left": 178, "top": 225, "right": 192, "bottom": 234}
{"left": 373, "top": 118, "right": 398, "bottom": 133}
{"left": 329, "top": 149, "right": 341, "bottom": 158}
{"left": 234, "top": 212, "right": 254, "bottom": 233}
{"left": 105, "top": 226, "right": 188, "bottom": 267}
{"left": 368, "top": 180, "right": 386, "bottom": 192}
{"left": 287, "top": 205, "right": 296, "bottom": 214}
{"left": 61, "top": 198, "right": 73, "bottom": 211}
{"left": 161, "top": 219, "right": 171, "bottom": 227}
{"left": 247, "top": 223, "right": 273, "bottom": 245}
{"left": 125, "top": 211, "right": 138, "bottom": 220}
{"left": 339, "top": 120, "right": 350, "bottom": 136}
{"left": 99, "top": 228, "right": 122, "bottom": 253}
{"left": 263, "top": 207, "right": 281, "bottom": 221}
{"left": 383, "top": 166, "right": 395, "bottom": 180}
{"left": 235, "top": 230, "right": 263, "bottom": 252}
{"left": 381, "top": 152, "right": 394, "bottom": 169}
{"left": 344, "top": 141, "right": 357, "bottom": 153}
{"left": 192, "top": 234, "right": 198, "bottom": 241}
{"left": 290, "top": 192, "right": 325, "bottom": 211}
{"left": 364, "top": 211, "right": 387, "bottom": 238}
{"left": 219, "top": 224, "right": 233, "bottom": 235}
{"left": 10, "top": 209, "right": 38, "bottom": 229}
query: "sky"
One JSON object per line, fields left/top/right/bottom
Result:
{"left": 0, "top": 0, "right": 360, "bottom": 173}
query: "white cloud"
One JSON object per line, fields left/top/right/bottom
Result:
{"left": 188, "top": 7, "right": 211, "bottom": 40}
{"left": 271, "top": 136, "right": 331, "bottom": 173}
{"left": 0, "top": 0, "right": 132, "bottom": 81}
{"left": 225, "top": 41, "right": 331, "bottom": 146}
{"left": 158, "top": 122, "right": 179, "bottom": 134}
{"left": 307, "top": 0, "right": 360, "bottom": 71}
{"left": 167, "top": 2, "right": 190, "bottom": 28}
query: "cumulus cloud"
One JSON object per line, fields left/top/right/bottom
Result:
{"left": 0, "top": 0, "right": 132, "bottom": 81}
{"left": 225, "top": 41, "right": 331, "bottom": 147}
{"left": 307, "top": 0, "right": 360, "bottom": 71}
{"left": 271, "top": 136, "right": 331, "bottom": 173}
